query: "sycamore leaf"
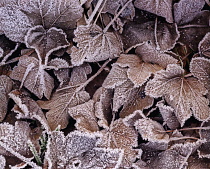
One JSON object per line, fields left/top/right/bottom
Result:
{"left": 25, "top": 25, "right": 69, "bottom": 61}
{"left": 120, "top": 87, "right": 154, "bottom": 118}
{"left": 45, "top": 130, "right": 123, "bottom": 169}
{"left": 134, "top": 0, "right": 173, "bottom": 23}
{"left": 99, "top": 0, "right": 135, "bottom": 20}
{"left": 38, "top": 64, "right": 91, "bottom": 130}
{"left": 145, "top": 64, "right": 210, "bottom": 126}
{"left": 98, "top": 119, "right": 139, "bottom": 168}
{"left": 9, "top": 56, "right": 54, "bottom": 99}
{"left": 71, "top": 24, "right": 123, "bottom": 66}
{"left": 0, "top": 121, "right": 34, "bottom": 157}
{"left": 190, "top": 57, "right": 210, "bottom": 98}
{"left": 135, "top": 42, "right": 178, "bottom": 68}
{"left": 134, "top": 117, "right": 169, "bottom": 143}
{"left": 199, "top": 32, "right": 210, "bottom": 58}
{"left": 117, "top": 54, "right": 162, "bottom": 87}
{"left": 122, "top": 21, "right": 179, "bottom": 51}
{"left": 68, "top": 100, "right": 99, "bottom": 132}
{"left": 0, "top": 75, "right": 13, "bottom": 122}
{"left": 173, "top": 0, "right": 205, "bottom": 25}
{"left": 157, "top": 102, "right": 180, "bottom": 130}
{"left": 9, "top": 90, "right": 50, "bottom": 132}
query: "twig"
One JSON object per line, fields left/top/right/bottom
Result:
{"left": 178, "top": 25, "right": 209, "bottom": 29}
{"left": 125, "top": 42, "right": 145, "bottom": 54}
{"left": 93, "top": 0, "right": 108, "bottom": 25}
{"left": 103, "top": 0, "right": 132, "bottom": 33}
{"left": 169, "top": 136, "right": 199, "bottom": 141}
{"left": 154, "top": 17, "right": 160, "bottom": 51}
{"left": 158, "top": 126, "right": 210, "bottom": 133}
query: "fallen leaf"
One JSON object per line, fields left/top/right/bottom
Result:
{"left": 199, "top": 32, "right": 210, "bottom": 58}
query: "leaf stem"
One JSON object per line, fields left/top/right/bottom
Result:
{"left": 158, "top": 126, "right": 210, "bottom": 133}
{"left": 93, "top": 0, "right": 108, "bottom": 25}
{"left": 103, "top": 0, "right": 133, "bottom": 33}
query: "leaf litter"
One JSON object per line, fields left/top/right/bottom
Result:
{"left": 0, "top": 0, "right": 210, "bottom": 168}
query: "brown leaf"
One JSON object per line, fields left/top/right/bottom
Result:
{"left": 134, "top": 0, "right": 173, "bottom": 23}
{"left": 187, "top": 155, "right": 210, "bottom": 169}
{"left": 10, "top": 56, "right": 54, "bottom": 99}
{"left": 199, "top": 32, "right": 210, "bottom": 58}
{"left": 98, "top": 119, "right": 139, "bottom": 168}
{"left": 146, "top": 64, "right": 210, "bottom": 126}
{"left": 71, "top": 24, "right": 123, "bottom": 66}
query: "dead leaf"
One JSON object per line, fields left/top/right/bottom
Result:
{"left": 146, "top": 64, "right": 210, "bottom": 126}
{"left": 134, "top": 0, "right": 173, "bottom": 23}
{"left": 71, "top": 24, "right": 123, "bottom": 66}
{"left": 0, "top": 155, "right": 6, "bottom": 168}
{"left": 0, "top": 75, "right": 13, "bottom": 122}
{"left": 10, "top": 56, "right": 54, "bottom": 99}
{"left": 187, "top": 155, "right": 210, "bottom": 169}
{"left": 199, "top": 32, "right": 210, "bottom": 58}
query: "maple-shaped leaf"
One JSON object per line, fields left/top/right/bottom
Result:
{"left": 38, "top": 64, "right": 91, "bottom": 130}
{"left": 122, "top": 21, "right": 179, "bottom": 51}
{"left": 0, "top": 75, "right": 13, "bottom": 122}
{"left": 135, "top": 42, "right": 178, "bottom": 68}
{"left": 199, "top": 32, "right": 210, "bottom": 58}
{"left": 68, "top": 100, "right": 99, "bottom": 132}
{"left": 157, "top": 101, "right": 180, "bottom": 130}
{"left": 9, "top": 90, "right": 50, "bottom": 132}
{"left": 117, "top": 54, "right": 162, "bottom": 87}
{"left": 134, "top": 0, "right": 173, "bottom": 23}
{"left": 145, "top": 64, "right": 210, "bottom": 126}
{"left": 9, "top": 56, "right": 54, "bottom": 99}
{"left": 45, "top": 130, "right": 123, "bottom": 169}
{"left": 173, "top": 0, "right": 205, "bottom": 25}
{"left": 71, "top": 24, "right": 123, "bottom": 66}
{"left": 25, "top": 25, "right": 69, "bottom": 61}
{"left": 98, "top": 119, "right": 139, "bottom": 168}
{"left": 120, "top": 87, "right": 154, "bottom": 118}
{"left": 0, "top": 121, "right": 34, "bottom": 157}
{"left": 134, "top": 117, "right": 169, "bottom": 143}
{"left": 190, "top": 57, "right": 210, "bottom": 99}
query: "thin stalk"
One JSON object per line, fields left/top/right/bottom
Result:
{"left": 93, "top": 0, "right": 108, "bottom": 25}
{"left": 158, "top": 126, "right": 210, "bottom": 133}
{"left": 103, "top": 0, "right": 132, "bottom": 33}
{"left": 125, "top": 42, "right": 145, "bottom": 54}
{"left": 154, "top": 17, "right": 160, "bottom": 51}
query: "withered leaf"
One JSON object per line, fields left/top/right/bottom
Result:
{"left": 0, "top": 155, "right": 5, "bottom": 168}
{"left": 68, "top": 100, "right": 99, "bottom": 132}
{"left": 9, "top": 90, "right": 50, "bottom": 132}
{"left": 38, "top": 64, "right": 91, "bottom": 130}
{"left": 190, "top": 57, "right": 210, "bottom": 99}
{"left": 173, "top": 0, "right": 205, "bottom": 25}
{"left": 0, "top": 121, "right": 34, "bottom": 157}
{"left": 10, "top": 56, "right": 54, "bottom": 99}
{"left": 134, "top": 116, "right": 169, "bottom": 143}
{"left": 134, "top": 0, "right": 173, "bottom": 23}
{"left": 199, "top": 32, "right": 210, "bottom": 58}
{"left": 117, "top": 54, "right": 162, "bottom": 87}
{"left": 71, "top": 24, "right": 123, "bottom": 66}
{"left": 146, "top": 64, "right": 210, "bottom": 126}
{"left": 45, "top": 130, "right": 123, "bottom": 169}
{"left": 25, "top": 25, "right": 69, "bottom": 61}
{"left": 122, "top": 21, "right": 179, "bottom": 51}
{"left": 0, "top": 75, "right": 13, "bottom": 122}
{"left": 120, "top": 87, "right": 154, "bottom": 118}
{"left": 187, "top": 155, "right": 210, "bottom": 169}
{"left": 98, "top": 119, "right": 139, "bottom": 168}
{"left": 157, "top": 101, "right": 180, "bottom": 130}
{"left": 135, "top": 42, "right": 178, "bottom": 68}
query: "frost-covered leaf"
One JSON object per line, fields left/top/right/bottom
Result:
{"left": 173, "top": 0, "right": 205, "bottom": 25}
{"left": 71, "top": 24, "right": 123, "bottom": 66}
{"left": 25, "top": 25, "right": 69, "bottom": 61}
{"left": 134, "top": 0, "right": 173, "bottom": 23}
{"left": 136, "top": 42, "right": 178, "bottom": 68}
{"left": 0, "top": 155, "right": 5, "bottom": 168}
{"left": 10, "top": 56, "right": 54, "bottom": 99}
{"left": 157, "top": 101, "right": 180, "bottom": 130}
{"left": 9, "top": 90, "right": 50, "bottom": 132}
{"left": 190, "top": 57, "right": 210, "bottom": 99}
{"left": 187, "top": 155, "right": 210, "bottom": 169}
{"left": 120, "top": 87, "right": 154, "bottom": 118}
{"left": 97, "top": 0, "right": 135, "bottom": 20}
{"left": 145, "top": 64, "right": 210, "bottom": 126}
{"left": 0, "top": 75, "right": 13, "bottom": 122}
{"left": 134, "top": 117, "right": 169, "bottom": 143}
{"left": 122, "top": 21, "right": 179, "bottom": 51}
{"left": 0, "top": 121, "right": 34, "bottom": 157}
{"left": 38, "top": 64, "right": 91, "bottom": 130}
{"left": 98, "top": 119, "right": 139, "bottom": 168}
{"left": 68, "top": 100, "right": 99, "bottom": 132}
{"left": 199, "top": 32, "right": 210, "bottom": 58}
{"left": 117, "top": 54, "right": 162, "bottom": 86}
